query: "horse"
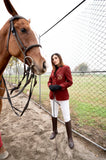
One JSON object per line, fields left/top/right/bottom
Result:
{"left": 0, "top": 0, "right": 46, "bottom": 158}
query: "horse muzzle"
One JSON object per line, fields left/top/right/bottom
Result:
{"left": 25, "top": 56, "right": 47, "bottom": 75}
{"left": 32, "top": 61, "right": 47, "bottom": 75}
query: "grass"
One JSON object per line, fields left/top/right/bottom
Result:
{"left": 5, "top": 74, "right": 106, "bottom": 130}
{"left": 70, "top": 99, "right": 106, "bottom": 129}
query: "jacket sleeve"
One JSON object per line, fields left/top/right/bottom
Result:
{"left": 48, "top": 72, "right": 52, "bottom": 87}
{"left": 60, "top": 66, "right": 73, "bottom": 90}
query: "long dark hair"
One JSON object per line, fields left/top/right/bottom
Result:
{"left": 51, "top": 53, "right": 64, "bottom": 71}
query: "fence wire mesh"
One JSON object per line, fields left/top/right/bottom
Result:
{"left": 5, "top": 0, "right": 106, "bottom": 149}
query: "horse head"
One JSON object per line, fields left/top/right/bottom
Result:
{"left": 3, "top": 0, "right": 47, "bottom": 75}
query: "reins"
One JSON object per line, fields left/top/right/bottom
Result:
{"left": 2, "top": 70, "right": 37, "bottom": 117}
{"left": 0, "top": 15, "right": 41, "bottom": 116}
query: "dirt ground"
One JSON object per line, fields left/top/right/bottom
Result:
{"left": 0, "top": 91, "right": 106, "bottom": 160}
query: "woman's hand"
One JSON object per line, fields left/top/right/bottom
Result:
{"left": 49, "top": 85, "right": 61, "bottom": 91}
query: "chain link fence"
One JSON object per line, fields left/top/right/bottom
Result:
{"left": 4, "top": 0, "right": 106, "bottom": 149}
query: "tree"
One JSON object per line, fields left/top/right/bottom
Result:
{"left": 74, "top": 63, "right": 89, "bottom": 72}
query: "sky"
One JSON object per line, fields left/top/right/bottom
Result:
{"left": 0, "top": 0, "right": 84, "bottom": 33}
{"left": 0, "top": 0, "right": 105, "bottom": 72}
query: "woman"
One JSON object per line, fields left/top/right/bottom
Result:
{"left": 48, "top": 53, "right": 74, "bottom": 149}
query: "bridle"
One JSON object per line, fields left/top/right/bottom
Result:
{"left": 1, "top": 15, "right": 41, "bottom": 116}
{"left": 7, "top": 15, "right": 42, "bottom": 67}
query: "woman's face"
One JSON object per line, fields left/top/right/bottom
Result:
{"left": 52, "top": 55, "right": 60, "bottom": 66}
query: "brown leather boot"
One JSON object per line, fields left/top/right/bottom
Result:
{"left": 50, "top": 117, "right": 58, "bottom": 140}
{"left": 65, "top": 120, "right": 74, "bottom": 149}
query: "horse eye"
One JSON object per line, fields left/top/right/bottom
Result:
{"left": 21, "top": 28, "right": 27, "bottom": 33}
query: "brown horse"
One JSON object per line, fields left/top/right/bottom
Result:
{"left": 0, "top": 0, "right": 46, "bottom": 158}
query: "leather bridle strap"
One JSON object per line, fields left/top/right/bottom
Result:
{"left": 7, "top": 15, "right": 42, "bottom": 57}
{"left": 24, "top": 44, "right": 42, "bottom": 55}
{"left": 7, "top": 15, "right": 27, "bottom": 53}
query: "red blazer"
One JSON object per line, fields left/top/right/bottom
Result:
{"left": 48, "top": 65, "right": 73, "bottom": 100}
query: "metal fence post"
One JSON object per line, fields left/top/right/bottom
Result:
{"left": 38, "top": 35, "right": 42, "bottom": 107}
{"left": 39, "top": 75, "right": 41, "bottom": 106}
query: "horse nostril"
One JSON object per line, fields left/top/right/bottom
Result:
{"left": 43, "top": 61, "right": 46, "bottom": 70}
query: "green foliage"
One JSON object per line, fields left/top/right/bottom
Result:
{"left": 8, "top": 57, "right": 17, "bottom": 67}
{"left": 74, "top": 63, "right": 89, "bottom": 72}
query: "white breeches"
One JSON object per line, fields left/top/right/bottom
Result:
{"left": 50, "top": 99, "right": 71, "bottom": 122}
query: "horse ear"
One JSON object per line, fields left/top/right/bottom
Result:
{"left": 4, "top": 0, "right": 18, "bottom": 16}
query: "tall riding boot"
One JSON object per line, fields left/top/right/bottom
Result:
{"left": 50, "top": 117, "right": 58, "bottom": 140}
{"left": 65, "top": 120, "right": 74, "bottom": 149}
